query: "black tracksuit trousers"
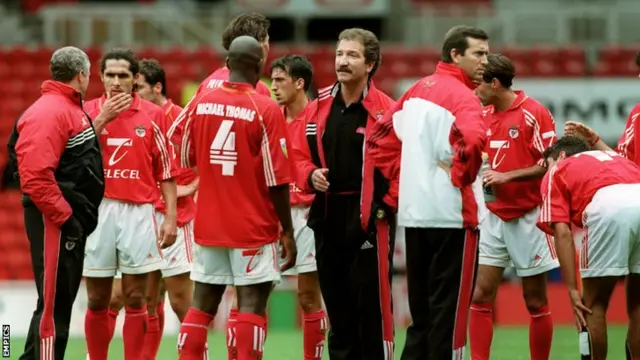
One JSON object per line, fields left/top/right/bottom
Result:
{"left": 314, "top": 194, "right": 395, "bottom": 360}
{"left": 399, "top": 227, "right": 479, "bottom": 360}
{"left": 19, "top": 203, "right": 85, "bottom": 360}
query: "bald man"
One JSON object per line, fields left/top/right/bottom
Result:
{"left": 171, "top": 36, "right": 296, "bottom": 360}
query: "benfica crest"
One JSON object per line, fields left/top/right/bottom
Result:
{"left": 508, "top": 125, "right": 519, "bottom": 139}
{"left": 135, "top": 126, "right": 146, "bottom": 138}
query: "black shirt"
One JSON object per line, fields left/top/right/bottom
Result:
{"left": 322, "top": 90, "right": 368, "bottom": 193}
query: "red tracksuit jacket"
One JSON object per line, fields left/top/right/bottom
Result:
{"left": 291, "top": 81, "right": 394, "bottom": 230}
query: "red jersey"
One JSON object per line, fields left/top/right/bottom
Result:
{"left": 537, "top": 150, "right": 640, "bottom": 235}
{"left": 285, "top": 107, "right": 314, "bottom": 207}
{"left": 154, "top": 99, "right": 197, "bottom": 227}
{"left": 615, "top": 104, "right": 640, "bottom": 164}
{"left": 171, "top": 81, "right": 292, "bottom": 248}
{"left": 484, "top": 91, "right": 556, "bottom": 221}
{"left": 196, "top": 67, "right": 272, "bottom": 98}
{"left": 85, "top": 94, "right": 176, "bottom": 204}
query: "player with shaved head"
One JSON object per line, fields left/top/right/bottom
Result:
{"left": 171, "top": 36, "right": 296, "bottom": 360}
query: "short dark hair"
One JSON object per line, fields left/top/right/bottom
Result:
{"left": 542, "top": 136, "right": 590, "bottom": 162}
{"left": 222, "top": 13, "right": 270, "bottom": 51}
{"left": 100, "top": 48, "right": 139, "bottom": 75}
{"left": 636, "top": 51, "right": 640, "bottom": 67}
{"left": 441, "top": 25, "right": 489, "bottom": 63}
{"left": 270, "top": 55, "right": 314, "bottom": 92}
{"left": 139, "top": 59, "right": 167, "bottom": 96}
{"left": 482, "top": 53, "right": 515, "bottom": 88}
{"left": 338, "top": 28, "right": 381, "bottom": 79}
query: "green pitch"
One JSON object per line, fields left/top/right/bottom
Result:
{"left": 8, "top": 326, "right": 627, "bottom": 359}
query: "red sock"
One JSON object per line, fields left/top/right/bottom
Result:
{"left": 123, "top": 305, "right": 149, "bottom": 360}
{"left": 226, "top": 309, "right": 238, "bottom": 360}
{"left": 263, "top": 312, "right": 269, "bottom": 340}
{"left": 107, "top": 308, "right": 119, "bottom": 341}
{"left": 178, "top": 308, "right": 213, "bottom": 360}
{"left": 143, "top": 314, "right": 162, "bottom": 359}
{"left": 158, "top": 301, "right": 166, "bottom": 336}
{"left": 303, "top": 310, "right": 327, "bottom": 360}
{"left": 469, "top": 303, "right": 494, "bottom": 360}
{"left": 85, "top": 309, "right": 111, "bottom": 360}
{"left": 235, "top": 312, "right": 266, "bottom": 360}
{"left": 529, "top": 305, "right": 553, "bottom": 360}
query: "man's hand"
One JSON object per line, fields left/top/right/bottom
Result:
{"left": 311, "top": 168, "right": 330, "bottom": 192}
{"left": 158, "top": 217, "right": 177, "bottom": 249}
{"left": 279, "top": 228, "right": 297, "bottom": 272}
{"left": 483, "top": 170, "right": 511, "bottom": 186}
{"left": 100, "top": 93, "right": 133, "bottom": 122}
{"left": 569, "top": 288, "right": 592, "bottom": 330}
{"left": 564, "top": 121, "right": 598, "bottom": 144}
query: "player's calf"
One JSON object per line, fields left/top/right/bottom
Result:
{"left": 179, "top": 282, "right": 226, "bottom": 360}
{"left": 626, "top": 274, "right": 640, "bottom": 359}
{"left": 84, "top": 277, "right": 116, "bottom": 360}
{"left": 522, "top": 273, "right": 553, "bottom": 360}
{"left": 582, "top": 276, "right": 619, "bottom": 360}
{"left": 143, "top": 270, "right": 164, "bottom": 359}
{"left": 469, "top": 264, "right": 503, "bottom": 360}
{"left": 107, "top": 277, "right": 124, "bottom": 340}
{"left": 165, "top": 272, "right": 194, "bottom": 321}
{"left": 235, "top": 282, "right": 272, "bottom": 360}
{"left": 298, "top": 271, "right": 327, "bottom": 360}
{"left": 121, "top": 273, "right": 151, "bottom": 360}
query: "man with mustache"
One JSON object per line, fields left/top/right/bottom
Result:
{"left": 368, "top": 25, "right": 489, "bottom": 359}
{"left": 291, "top": 28, "right": 395, "bottom": 360}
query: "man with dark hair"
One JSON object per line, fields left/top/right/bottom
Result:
{"left": 9, "top": 46, "right": 104, "bottom": 360}
{"left": 269, "top": 54, "right": 327, "bottom": 359}
{"left": 537, "top": 135, "right": 640, "bottom": 360}
{"left": 194, "top": 12, "right": 272, "bottom": 97}
{"left": 469, "top": 53, "right": 558, "bottom": 360}
{"left": 171, "top": 36, "right": 296, "bottom": 360}
{"left": 106, "top": 58, "right": 203, "bottom": 359}
{"left": 367, "top": 25, "right": 489, "bottom": 359}
{"left": 291, "top": 28, "right": 395, "bottom": 360}
{"left": 82, "top": 48, "right": 178, "bottom": 360}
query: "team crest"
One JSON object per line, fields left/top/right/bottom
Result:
{"left": 135, "top": 126, "right": 146, "bottom": 138}
{"left": 279, "top": 138, "right": 288, "bottom": 158}
{"left": 376, "top": 209, "right": 385, "bottom": 219}
{"left": 508, "top": 126, "right": 519, "bottom": 139}
{"left": 376, "top": 110, "right": 383, "bottom": 120}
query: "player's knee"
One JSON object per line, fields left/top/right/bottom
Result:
{"left": 87, "top": 287, "right": 112, "bottom": 310}
{"left": 523, "top": 290, "right": 548, "bottom": 314}
{"left": 109, "top": 292, "right": 124, "bottom": 311}
{"left": 297, "top": 288, "right": 322, "bottom": 314}
{"left": 123, "top": 287, "right": 147, "bottom": 309}
{"left": 472, "top": 283, "right": 496, "bottom": 304}
{"left": 169, "top": 291, "right": 191, "bottom": 316}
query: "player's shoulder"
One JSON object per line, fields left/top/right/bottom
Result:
{"left": 256, "top": 81, "right": 272, "bottom": 97}
{"left": 521, "top": 94, "right": 548, "bottom": 113}
{"left": 139, "top": 98, "right": 164, "bottom": 117}
{"left": 630, "top": 103, "right": 640, "bottom": 118}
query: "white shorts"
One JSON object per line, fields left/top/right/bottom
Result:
{"left": 580, "top": 184, "right": 640, "bottom": 278}
{"left": 479, "top": 207, "right": 559, "bottom": 277}
{"left": 83, "top": 199, "right": 165, "bottom": 277}
{"left": 158, "top": 213, "right": 194, "bottom": 278}
{"left": 191, "top": 242, "right": 281, "bottom": 286}
{"left": 281, "top": 206, "right": 317, "bottom": 275}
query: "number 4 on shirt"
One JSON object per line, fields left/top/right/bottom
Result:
{"left": 210, "top": 119, "right": 237, "bottom": 176}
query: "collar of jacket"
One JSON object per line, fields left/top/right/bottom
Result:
{"left": 318, "top": 80, "right": 385, "bottom": 118}
{"left": 41, "top": 80, "right": 83, "bottom": 105}
{"left": 434, "top": 62, "right": 477, "bottom": 90}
